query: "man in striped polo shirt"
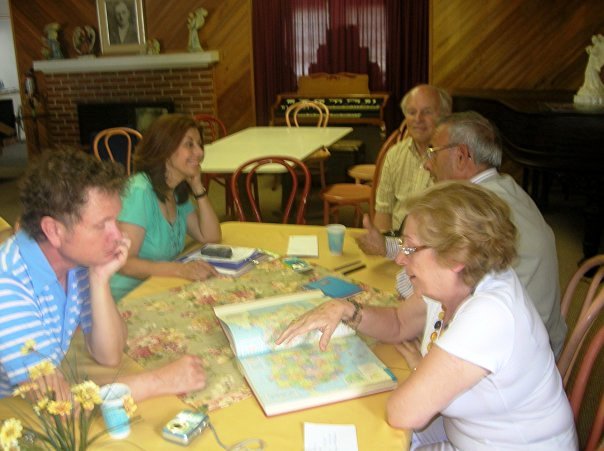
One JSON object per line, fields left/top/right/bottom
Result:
{"left": 0, "top": 148, "right": 206, "bottom": 401}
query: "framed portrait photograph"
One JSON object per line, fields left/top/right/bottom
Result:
{"left": 96, "top": 0, "right": 146, "bottom": 55}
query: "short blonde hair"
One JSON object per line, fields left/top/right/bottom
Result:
{"left": 405, "top": 181, "right": 517, "bottom": 287}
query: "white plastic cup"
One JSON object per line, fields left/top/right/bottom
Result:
{"left": 99, "top": 383, "right": 131, "bottom": 439}
{"left": 327, "top": 224, "right": 346, "bottom": 255}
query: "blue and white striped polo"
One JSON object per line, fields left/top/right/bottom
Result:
{"left": 0, "top": 231, "right": 92, "bottom": 397}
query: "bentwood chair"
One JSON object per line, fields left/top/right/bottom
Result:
{"left": 285, "top": 101, "right": 331, "bottom": 189}
{"left": 320, "top": 121, "right": 408, "bottom": 226}
{"left": 92, "top": 127, "right": 142, "bottom": 175}
{"left": 230, "top": 156, "right": 311, "bottom": 225}
{"left": 193, "top": 113, "right": 234, "bottom": 216}
{"left": 558, "top": 263, "right": 604, "bottom": 381}
{"left": 566, "top": 324, "right": 604, "bottom": 451}
{"left": 347, "top": 120, "right": 408, "bottom": 185}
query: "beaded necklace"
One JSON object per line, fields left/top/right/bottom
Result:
{"left": 427, "top": 308, "right": 448, "bottom": 352}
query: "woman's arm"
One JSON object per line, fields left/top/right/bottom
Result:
{"left": 277, "top": 293, "right": 426, "bottom": 350}
{"left": 185, "top": 174, "right": 221, "bottom": 244}
{"left": 186, "top": 193, "right": 221, "bottom": 243}
{"left": 386, "top": 346, "right": 488, "bottom": 430}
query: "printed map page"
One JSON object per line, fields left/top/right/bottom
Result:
{"left": 239, "top": 335, "right": 397, "bottom": 416}
{"left": 216, "top": 291, "right": 353, "bottom": 358}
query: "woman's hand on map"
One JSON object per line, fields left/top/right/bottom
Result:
{"left": 276, "top": 299, "right": 355, "bottom": 351}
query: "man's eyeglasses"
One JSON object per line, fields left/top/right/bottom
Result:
{"left": 424, "top": 143, "right": 458, "bottom": 161}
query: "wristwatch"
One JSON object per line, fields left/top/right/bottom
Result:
{"left": 193, "top": 188, "right": 207, "bottom": 199}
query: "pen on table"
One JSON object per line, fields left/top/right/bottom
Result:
{"left": 333, "top": 260, "right": 362, "bottom": 271}
{"left": 342, "top": 264, "right": 366, "bottom": 275}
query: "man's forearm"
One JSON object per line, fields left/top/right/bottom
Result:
{"left": 87, "top": 275, "right": 127, "bottom": 366}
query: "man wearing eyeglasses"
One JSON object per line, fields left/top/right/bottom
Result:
{"left": 356, "top": 111, "right": 566, "bottom": 357}
{"left": 373, "top": 84, "right": 452, "bottom": 232}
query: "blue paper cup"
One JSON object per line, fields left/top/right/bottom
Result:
{"left": 327, "top": 224, "right": 346, "bottom": 255}
{"left": 99, "top": 383, "right": 131, "bottom": 439}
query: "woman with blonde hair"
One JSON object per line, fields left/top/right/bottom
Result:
{"left": 279, "top": 182, "right": 577, "bottom": 450}
{"left": 110, "top": 114, "right": 221, "bottom": 300}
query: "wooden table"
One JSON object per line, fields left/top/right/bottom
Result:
{"left": 0, "top": 222, "right": 410, "bottom": 450}
{"left": 202, "top": 126, "right": 353, "bottom": 173}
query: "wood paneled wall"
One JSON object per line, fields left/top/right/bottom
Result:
{"left": 431, "top": 0, "right": 604, "bottom": 91}
{"left": 9, "top": 0, "right": 254, "bottom": 141}
{"left": 9, "top": 0, "right": 604, "bottom": 152}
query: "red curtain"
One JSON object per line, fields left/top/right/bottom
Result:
{"left": 252, "top": 0, "right": 429, "bottom": 130}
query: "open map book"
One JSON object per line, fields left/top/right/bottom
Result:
{"left": 213, "top": 291, "right": 397, "bottom": 416}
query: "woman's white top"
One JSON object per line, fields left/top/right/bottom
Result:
{"left": 420, "top": 269, "right": 577, "bottom": 450}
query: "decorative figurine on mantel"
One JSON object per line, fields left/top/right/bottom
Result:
{"left": 146, "top": 38, "right": 161, "bottom": 55}
{"left": 72, "top": 26, "right": 96, "bottom": 58}
{"left": 574, "top": 34, "right": 604, "bottom": 107}
{"left": 41, "top": 23, "right": 64, "bottom": 60}
{"left": 187, "top": 7, "right": 208, "bottom": 52}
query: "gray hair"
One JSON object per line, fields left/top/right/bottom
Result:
{"left": 438, "top": 111, "right": 502, "bottom": 169}
{"left": 400, "top": 85, "right": 452, "bottom": 117}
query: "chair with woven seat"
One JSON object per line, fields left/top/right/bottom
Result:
{"left": 321, "top": 121, "right": 408, "bottom": 226}
{"left": 193, "top": 113, "right": 234, "bottom": 216}
{"left": 230, "top": 156, "right": 311, "bottom": 225}
{"left": 92, "top": 127, "right": 142, "bottom": 175}
{"left": 285, "top": 100, "right": 331, "bottom": 189}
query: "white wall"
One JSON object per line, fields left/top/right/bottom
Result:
{"left": 0, "top": 0, "right": 23, "bottom": 139}
{"left": 0, "top": 0, "right": 19, "bottom": 90}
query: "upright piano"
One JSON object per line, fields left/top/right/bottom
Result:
{"left": 453, "top": 89, "right": 604, "bottom": 259}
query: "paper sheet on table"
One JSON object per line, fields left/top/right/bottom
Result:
{"left": 287, "top": 235, "right": 319, "bottom": 257}
{"left": 304, "top": 423, "right": 358, "bottom": 451}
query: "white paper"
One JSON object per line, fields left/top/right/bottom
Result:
{"left": 304, "top": 423, "right": 358, "bottom": 451}
{"left": 287, "top": 235, "right": 319, "bottom": 257}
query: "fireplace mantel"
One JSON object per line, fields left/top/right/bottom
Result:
{"left": 33, "top": 51, "right": 220, "bottom": 74}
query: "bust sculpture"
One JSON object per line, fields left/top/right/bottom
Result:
{"left": 574, "top": 34, "right": 604, "bottom": 107}
{"left": 187, "top": 8, "right": 208, "bottom": 52}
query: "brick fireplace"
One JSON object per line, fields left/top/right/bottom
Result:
{"left": 33, "top": 53, "right": 219, "bottom": 148}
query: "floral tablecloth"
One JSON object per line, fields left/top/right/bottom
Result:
{"left": 118, "top": 258, "right": 399, "bottom": 411}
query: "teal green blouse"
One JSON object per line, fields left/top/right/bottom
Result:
{"left": 110, "top": 173, "right": 194, "bottom": 301}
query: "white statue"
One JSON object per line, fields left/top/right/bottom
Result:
{"left": 187, "top": 7, "right": 208, "bottom": 52}
{"left": 574, "top": 34, "right": 604, "bottom": 107}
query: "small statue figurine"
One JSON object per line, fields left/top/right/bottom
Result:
{"left": 146, "top": 38, "right": 161, "bottom": 55}
{"left": 41, "top": 23, "right": 64, "bottom": 60}
{"left": 72, "top": 26, "right": 96, "bottom": 57}
{"left": 574, "top": 34, "right": 604, "bottom": 107}
{"left": 187, "top": 7, "right": 208, "bottom": 52}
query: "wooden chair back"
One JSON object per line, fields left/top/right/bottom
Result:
{"left": 92, "top": 127, "right": 142, "bottom": 175}
{"left": 285, "top": 101, "right": 330, "bottom": 128}
{"left": 230, "top": 156, "right": 311, "bottom": 225}
{"left": 370, "top": 120, "right": 408, "bottom": 219}
{"left": 558, "top": 286, "right": 604, "bottom": 386}
{"left": 561, "top": 254, "right": 604, "bottom": 320}
{"left": 567, "top": 324, "right": 604, "bottom": 451}
{"left": 193, "top": 113, "right": 227, "bottom": 143}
